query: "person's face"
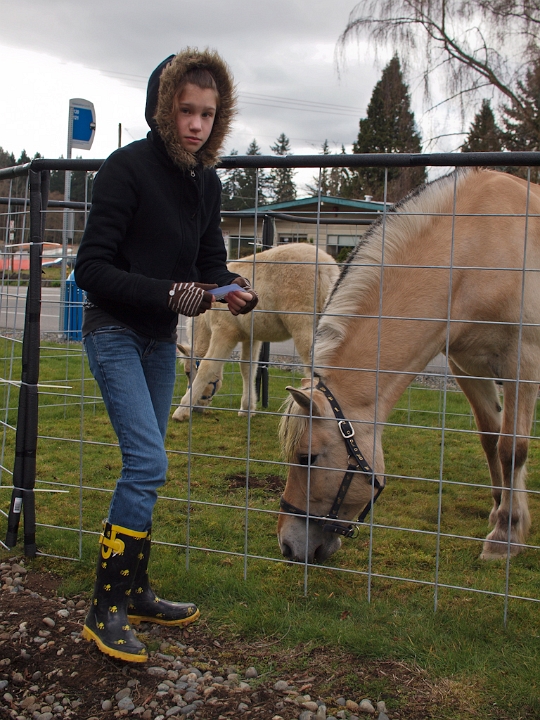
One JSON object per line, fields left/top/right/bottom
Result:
{"left": 175, "top": 83, "right": 218, "bottom": 153}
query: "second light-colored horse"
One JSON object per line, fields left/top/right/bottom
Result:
{"left": 173, "top": 243, "right": 339, "bottom": 421}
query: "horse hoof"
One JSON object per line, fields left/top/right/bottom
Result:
{"left": 479, "top": 549, "right": 506, "bottom": 561}
{"left": 480, "top": 540, "right": 522, "bottom": 560}
{"left": 172, "top": 408, "right": 190, "bottom": 422}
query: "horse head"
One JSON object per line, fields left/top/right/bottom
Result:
{"left": 277, "top": 379, "right": 385, "bottom": 563}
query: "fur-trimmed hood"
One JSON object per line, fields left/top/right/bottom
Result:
{"left": 145, "top": 48, "right": 236, "bottom": 169}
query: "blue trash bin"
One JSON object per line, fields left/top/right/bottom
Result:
{"left": 63, "top": 270, "right": 84, "bottom": 341}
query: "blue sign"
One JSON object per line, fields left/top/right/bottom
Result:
{"left": 72, "top": 106, "right": 94, "bottom": 142}
{"left": 69, "top": 98, "right": 96, "bottom": 150}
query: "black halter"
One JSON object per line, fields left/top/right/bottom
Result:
{"left": 280, "top": 377, "right": 385, "bottom": 538}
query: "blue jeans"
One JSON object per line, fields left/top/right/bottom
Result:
{"left": 83, "top": 327, "right": 177, "bottom": 531}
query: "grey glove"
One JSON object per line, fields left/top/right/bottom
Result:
{"left": 168, "top": 282, "right": 217, "bottom": 316}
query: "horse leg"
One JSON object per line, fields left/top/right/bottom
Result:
{"left": 480, "top": 378, "right": 536, "bottom": 558}
{"left": 449, "top": 359, "right": 504, "bottom": 534}
{"left": 238, "top": 340, "right": 261, "bottom": 416}
{"left": 172, "top": 336, "right": 237, "bottom": 422}
{"left": 283, "top": 317, "right": 314, "bottom": 370}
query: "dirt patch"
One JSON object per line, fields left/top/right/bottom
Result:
{"left": 0, "top": 561, "right": 501, "bottom": 720}
{"left": 225, "top": 474, "right": 285, "bottom": 493}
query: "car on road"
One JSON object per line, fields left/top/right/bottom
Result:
{"left": 42, "top": 257, "right": 77, "bottom": 269}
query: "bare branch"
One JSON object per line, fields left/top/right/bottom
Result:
{"left": 338, "top": 0, "right": 540, "bottom": 118}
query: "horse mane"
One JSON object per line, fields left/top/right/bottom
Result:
{"left": 313, "top": 168, "right": 474, "bottom": 368}
{"left": 278, "top": 395, "right": 310, "bottom": 462}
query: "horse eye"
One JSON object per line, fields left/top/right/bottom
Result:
{"left": 299, "top": 454, "right": 318, "bottom": 466}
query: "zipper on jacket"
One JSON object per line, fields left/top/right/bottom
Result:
{"left": 190, "top": 167, "right": 203, "bottom": 219}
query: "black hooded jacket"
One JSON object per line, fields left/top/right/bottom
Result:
{"left": 74, "top": 49, "right": 238, "bottom": 340}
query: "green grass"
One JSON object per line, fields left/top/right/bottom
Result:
{"left": 1, "top": 338, "right": 539, "bottom": 718}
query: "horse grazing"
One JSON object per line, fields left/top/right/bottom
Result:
{"left": 173, "top": 243, "right": 339, "bottom": 421}
{"left": 278, "top": 169, "right": 540, "bottom": 563}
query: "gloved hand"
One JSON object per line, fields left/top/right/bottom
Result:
{"left": 232, "top": 276, "right": 259, "bottom": 315}
{"left": 168, "top": 282, "right": 218, "bottom": 316}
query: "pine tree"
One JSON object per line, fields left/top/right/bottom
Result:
{"left": 307, "top": 142, "right": 351, "bottom": 197}
{"left": 307, "top": 140, "right": 331, "bottom": 196}
{"left": 0, "top": 147, "right": 16, "bottom": 197}
{"left": 244, "top": 139, "right": 271, "bottom": 207}
{"left": 461, "top": 99, "right": 504, "bottom": 152}
{"left": 221, "top": 140, "right": 270, "bottom": 210}
{"left": 328, "top": 146, "right": 351, "bottom": 197}
{"left": 350, "top": 55, "right": 426, "bottom": 202}
{"left": 0, "top": 150, "right": 44, "bottom": 200}
{"left": 0, "top": 147, "right": 16, "bottom": 169}
{"left": 501, "top": 59, "right": 540, "bottom": 181}
{"left": 49, "top": 156, "right": 94, "bottom": 202}
{"left": 17, "top": 149, "right": 32, "bottom": 165}
{"left": 268, "top": 133, "right": 296, "bottom": 203}
{"left": 220, "top": 150, "right": 244, "bottom": 210}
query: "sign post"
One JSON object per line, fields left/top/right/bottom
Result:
{"left": 60, "top": 99, "right": 96, "bottom": 330}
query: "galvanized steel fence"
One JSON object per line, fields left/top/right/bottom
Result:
{"left": 0, "top": 152, "right": 539, "bottom": 615}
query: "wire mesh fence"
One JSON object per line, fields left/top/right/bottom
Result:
{"left": 0, "top": 153, "right": 539, "bottom": 621}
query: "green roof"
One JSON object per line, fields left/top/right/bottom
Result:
{"left": 245, "top": 195, "right": 387, "bottom": 213}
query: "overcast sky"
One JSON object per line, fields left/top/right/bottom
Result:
{"left": 0, "top": 0, "right": 460, "bottom": 192}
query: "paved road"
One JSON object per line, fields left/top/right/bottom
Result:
{"left": 0, "top": 284, "right": 447, "bottom": 375}
{"left": 0, "top": 285, "right": 65, "bottom": 335}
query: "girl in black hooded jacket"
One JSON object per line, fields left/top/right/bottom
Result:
{"left": 75, "top": 48, "right": 257, "bottom": 663}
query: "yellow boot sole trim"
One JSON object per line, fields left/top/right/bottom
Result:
{"left": 81, "top": 625, "right": 148, "bottom": 663}
{"left": 128, "top": 608, "right": 200, "bottom": 627}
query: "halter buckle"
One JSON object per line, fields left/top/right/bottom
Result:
{"left": 338, "top": 420, "right": 355, "bottom": 439}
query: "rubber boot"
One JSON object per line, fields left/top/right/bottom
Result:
{"left": 127, "top": 529, "right": 200, "bottom": 627}
{"left": 82, "top": 523, "right": 148, "bottom": 663}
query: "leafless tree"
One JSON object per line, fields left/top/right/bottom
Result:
{"left": 339, "top": 1, "right": 540, "bottom": 120}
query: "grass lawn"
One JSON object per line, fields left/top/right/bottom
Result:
{"left": 0, "top": 339, "right": 539, "bottom": 718}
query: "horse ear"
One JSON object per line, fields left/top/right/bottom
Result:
{"left": 177, "top": 343, "right": 191, "bottom": 357}
{"left": 285, "top": 386, "right": 324, "bottom": 416}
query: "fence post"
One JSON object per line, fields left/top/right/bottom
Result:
{"left": 4, "top": 169, "right": 49, "bottom": 556}
{"left": 256, "top": 215, "right": 274, "bottom": 407}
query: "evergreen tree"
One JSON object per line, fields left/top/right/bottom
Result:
{"left": 350, "top": 55, "right": 426, "bottom": 202}
{"left": 307, "top": 140, "right": 331, "bottom": 196}
{"left": 328, "top": 146, "right": 351, "bottom": 197}
{"left": 461, "top": 99, "right": 504, "bottom": 152}
{"left": 503, "top": 59, "right": 540, "bottom": 151}
{"left": 220, "top": 150, "right": 244, "bottom": 210}
{"left": 0, "top": 149, "right": 45, "bottom": 242}
{"left": 0, "top": 147, "right": 16, "bottom": 169}
{"left": 0, "top": 150, "right": 43, "bottom": 200}
{"left": 221, "top": 140, "right": 269, "bottom": 210}
{"left": 49, "top": 156, "right": 94, "bottom": 202}
{"left": 501, "top": 59, "right": 540, "bottom": 181}
{"left": 0, "top": 147, "right": 16, "bottom": 196}
{"left": 268, "top": 133, "right": 296, "bottom": 203}
{"left": 307, "top": 141, "right": 351, "bottom": 197}
{"left": 16, "top": 149, "right": 32, "bottom": 165}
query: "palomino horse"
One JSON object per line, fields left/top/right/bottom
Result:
{"left": 173, "top": 243, "right": 339, "bottom": 421}
{"left": 278, "top": 169, "right": 540, "bottom": 563}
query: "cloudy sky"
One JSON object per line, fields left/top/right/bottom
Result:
{"left": 0, "top": 0, "right": 459, "bottom": 191}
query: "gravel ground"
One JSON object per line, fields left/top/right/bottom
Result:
{"left": 0, "top": 558, "right": 395, "bottom": 720}
{"left": 0, "top": 557, "right": 504, "bottom": 720}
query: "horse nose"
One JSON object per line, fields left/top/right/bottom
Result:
{"left": 280, "top": 542, "right": 292, "bottom": 558}
{"left": 279, "top": 534, "right": 316, "bottom": 563}
{"left": 279, "top": 520, "right": 342, "bottom": 564}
